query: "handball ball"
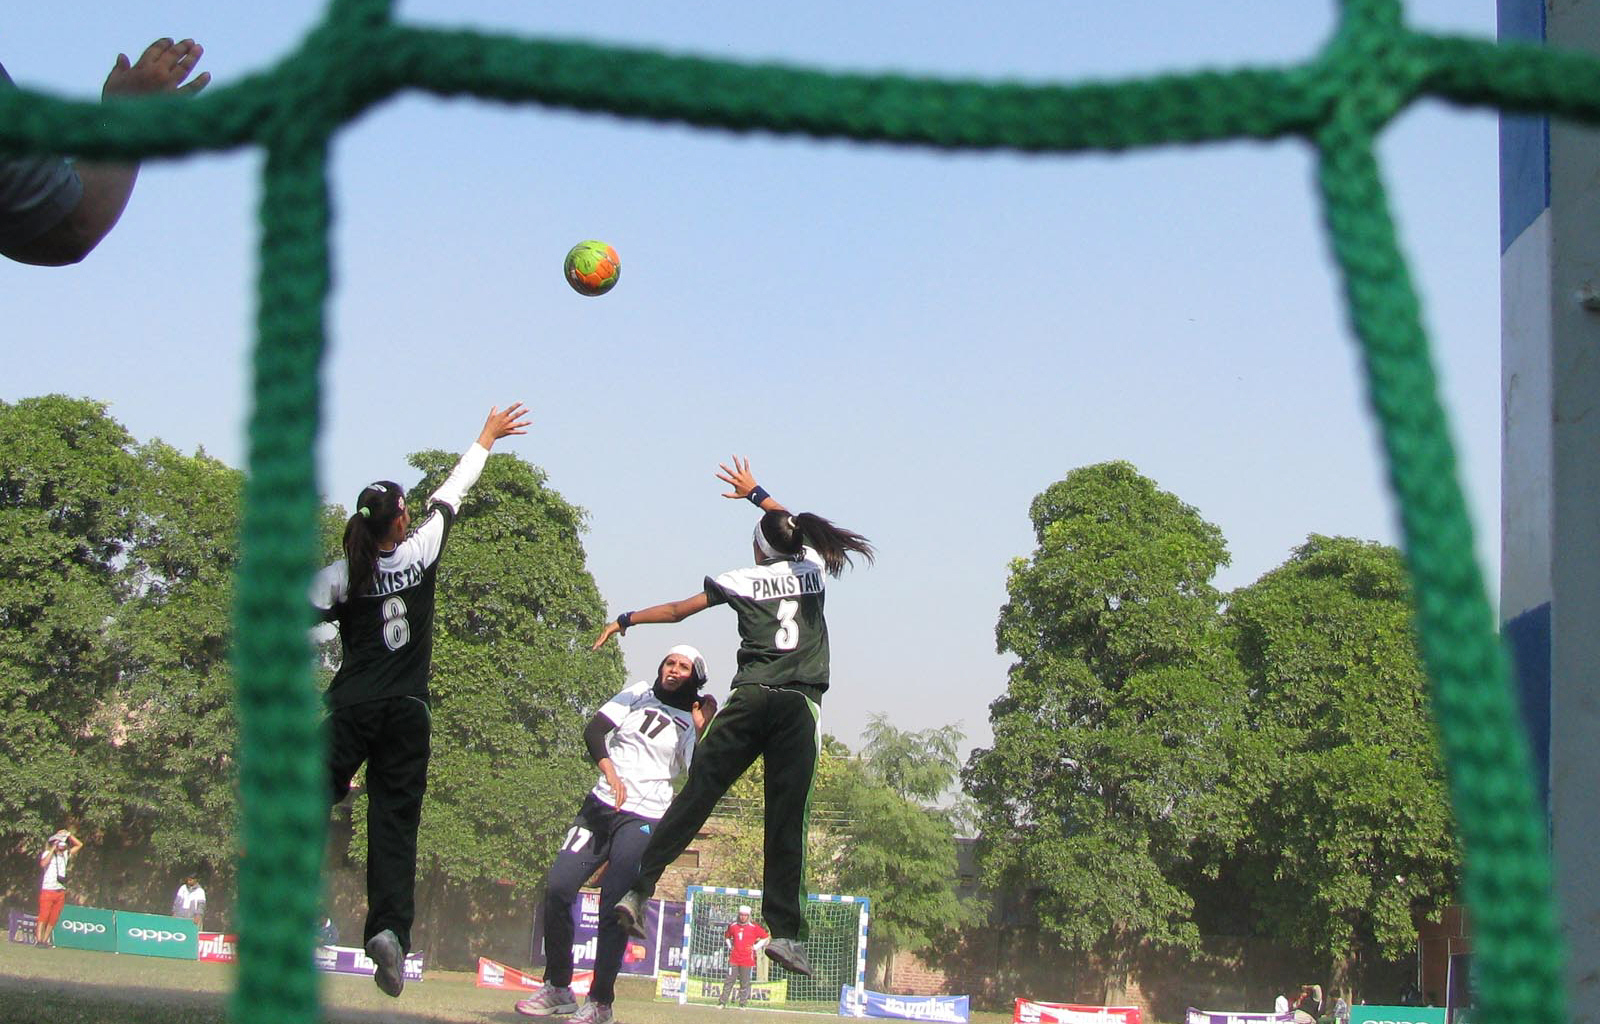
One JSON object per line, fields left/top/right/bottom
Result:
{"left": 564, "top": 240, "right": 621, "bottom": 297}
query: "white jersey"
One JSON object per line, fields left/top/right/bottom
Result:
{"left": 590, "top": 680, "right": 697, "bottom": 819}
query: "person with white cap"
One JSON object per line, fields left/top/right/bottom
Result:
{"left": 515, "top": 645, "right": 717, "bottom": 1023}
{"left": 594, "top": 457, "right": 875, "bottom": 981}
{"left": 719, "top": 904, "right": 770, "bottom": 1008}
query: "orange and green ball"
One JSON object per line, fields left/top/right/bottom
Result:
{"left": 563, "top": 240, "right": 620, "bottom": 297}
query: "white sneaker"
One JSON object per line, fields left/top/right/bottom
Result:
{"left": 515, "top": 985, "right": 580, "bottom": 1016}
{"left": 364, "top": 929, "right": 404, "bottom": 998}
{"left": 570, "top": 1000, "right": 614, "bottom": 1024}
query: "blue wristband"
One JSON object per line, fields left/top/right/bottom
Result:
{"left": 617, "top": 612, "right": 633, "bottom": 632}
{"left": 747, "top": 486, "right": 770, "bottom": 506}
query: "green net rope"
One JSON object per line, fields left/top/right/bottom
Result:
{"left": 0, "top": 0, "right": 1575, "bottom": 1020}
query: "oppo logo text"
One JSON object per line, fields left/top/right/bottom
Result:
{"left": 127, "top": 927, "right": 185, "bottom": 942}
{"left": 61, "top": 920, "right": 107, "bottom": 935}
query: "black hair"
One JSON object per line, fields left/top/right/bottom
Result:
{"left": 758, "top": 509, "right": 875, "bottom": 578}
{"left": 342, "top": 480, "right": 406, "bottom": 595}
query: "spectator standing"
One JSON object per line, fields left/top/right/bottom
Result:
{"left": 719, "top": 905, "right": 770, "bottom": 1008}
{"left": 35, "top": 829, "right": 83, "bottom": 947}
{"left": 172, "top": 873, "right": 206, "bottom": 929}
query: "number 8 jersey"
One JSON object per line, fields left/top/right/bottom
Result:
{"left": 704, "top": 545, "right": 831, "bottom": 692}
{"left": 310, "top": 443, "right": 488, "bottom": 710}
{"left": 592, "top": 681, "right": 698, "bottom": 819}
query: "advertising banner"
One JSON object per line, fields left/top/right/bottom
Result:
{"left": 7, "top": 909, "right": 38, "bottom": 945}
{"left": 1184, "top": 1010, "right": 1296, "bottom": 1024}
{"left": 56, "top": 905, "right": 118, "bottom": 953}
{"left": 115, "top": 910, "right": 198, "bottom": 959}
{"left": 656, "top": 899, "right": 686, "bottom": 974}
{"left": 1016, "top": 1000, "right": 1142, "bottom": 1024}
{"left": 1351, "top": 1007, "right": 1447, "bottom": 1024}
{"left": 844, "top": 986, "right": 970, "bottom": 1021}
{"left": 475, "top": 957, "right": 592, "bottom": 994}
{"left": 313, "top": 943, "right": 425, "bottom": 982}
{"left": 198, "top": 932, "right": 237, "bottom": 963}
{"left": 532, "top": 892, "right": 669, "bottom": 978}
{"left": 655, "top": 975, "right": 788, "bottom": 1004}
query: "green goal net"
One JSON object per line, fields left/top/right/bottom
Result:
{"left": 0, "top": 2, "right": 1579, "bottom": 1022}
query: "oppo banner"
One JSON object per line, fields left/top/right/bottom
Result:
{"left": 116, "top": 910, "right": 198, "bottom": 959}
{"left": 56, "top": 905, "right": 118, "bottom": 953}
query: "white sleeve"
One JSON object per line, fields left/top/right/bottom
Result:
{"left": 598, "top": 681, "right": 650, "bottom": 725}
{"left": 310, "top": 561, "right": 349, "bottom": 611}
{"left": 428, "top": 442, "right": 490, "bottom": 514}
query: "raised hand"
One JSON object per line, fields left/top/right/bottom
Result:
{"left": 103, "top": 38, "right": 211, "bottom": 99}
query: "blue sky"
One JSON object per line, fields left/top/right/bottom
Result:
{"left": 3, "top": 2, "right": 1504, "bottom": 761}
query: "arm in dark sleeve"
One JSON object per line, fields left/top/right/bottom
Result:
{"left": 583, "top": 712, "right": 618, "bottom": 765}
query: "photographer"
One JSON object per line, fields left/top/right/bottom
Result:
{"left": 36, "top": 829, "right": 83, "bottom": 947}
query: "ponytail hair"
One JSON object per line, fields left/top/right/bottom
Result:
{"left": 756, "top": 508, "right": 875, "bottom": 578}
{"left": 343, "top": 480, "right": 406, "bottom": 595}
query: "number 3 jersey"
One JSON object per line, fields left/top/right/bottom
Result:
{"left": 592, "top": 680, "right": 698, "bottom": 819}
{"left": 704, "top": 545, "right": 830, "bottom": 691}
{"left": 310, "top": 443, "right": 488, "bottom": 710}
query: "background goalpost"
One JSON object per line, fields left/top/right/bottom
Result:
{"left": 676, "top": 885, "right": 868, "bottom": 1011}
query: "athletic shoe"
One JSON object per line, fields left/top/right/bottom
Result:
{"left": 764, "top": 937, "right": 814, "bottom": 977}
{"left": 364, "top": 929, "right": 405, "bottom": 998}
{"left": 570, "top": 1000, "right": 614, "bottom": 1024}
{"left": 615, "top": 890, "right": 647, "bottom": 940}
{"left": 514, "top": 985, "right": 579, "bottom": 1016}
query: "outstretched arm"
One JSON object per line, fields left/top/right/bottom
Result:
{"left": 591, "top": 592, "right": 711, "bottom": 649}
{"left": 428, "top": 402, "right": 532, "bottom": 513}
{"left": 3, "top": 39, "right": 210, "bottom": 266}
{"left": 717, "top": 457, "right": 786, "bottom": 513}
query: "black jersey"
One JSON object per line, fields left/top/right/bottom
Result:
{"left": 313, "top": 504, "right": 454, "bottom": 709}
{"left": 704, "top": 545, "right": 830, "bottom": 691}
{"left": 310, "top": 443, "right": 490, "bottom": 709}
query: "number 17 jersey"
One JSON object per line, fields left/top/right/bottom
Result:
{"left": 592, "top": 680, "right": 698, "bottom": 819}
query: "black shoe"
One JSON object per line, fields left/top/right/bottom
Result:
{"left": 365, "top": 929, "right": 405, "bottom": 997}
{"left": 764, "top": 937, "right": 814, "bottom": 977}
{"left": 615, "top": 890, "right": 647, "bottom": 940}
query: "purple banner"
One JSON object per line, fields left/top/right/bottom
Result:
{"left": 1185, "top": 1011, "right": 1297, "bottom": 1024}
{"left": 534, "top": 893, "right": 683, "bottom": 978}
{"left": 313, "top": 943, "right": 425, "bottom": 982}
{"left": 656, "top": 899, "right": 685, "bottom": 974}
{"left": 7, "top": 909, "right": 38, "bottom": 945}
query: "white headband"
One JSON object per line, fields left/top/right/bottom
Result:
{"left": 666, "top": 644, "right": 707, "bottom": 684}
{"left": 753, "top": 518, "right": 796, "bottom": 561}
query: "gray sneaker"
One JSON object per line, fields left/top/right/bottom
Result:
{"left": 570, "top": 1001, "right": 614, "bottom": 1024}
{"left": 515, "top": 985, "right": 579, "bottom": 1016}
{"left": 364, "top": 929, "right": 405, "bottom": 998}
{"left": 614, "top": 890, "right": 647, "bottom": 940}
{"left": 764, "top": 937, "right": 814, "bottom": 977}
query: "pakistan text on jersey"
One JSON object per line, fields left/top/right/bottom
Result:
{"left": 372, "top": 562, "right": 426, "bottom": 596}
{"left": 750, "top": 569, "right": 823, "bottom": 601}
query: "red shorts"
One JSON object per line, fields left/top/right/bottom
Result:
{"left": 37, "top": 889, "right": 66, "bottom": 932}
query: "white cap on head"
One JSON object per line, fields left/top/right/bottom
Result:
{"left": 666, "top": 644, "right": 708, "bottom": 685}
{"left": 738, "top": 905, "right": 752, "bottom": 915}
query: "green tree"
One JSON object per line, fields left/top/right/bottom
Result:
{"left": 338, "top": 447, "right": 623, "bottom": 955}
{"left": 0, "top": 396, "right": 138, "bottom": 861}
{"left": 963, "top": 462, "right": 1257, "bottom": 998}
{"left": 835, "top": 715, "right": 984, "bottom": 988}
{"left": 1223, "top": 535, "right": 1458, "bottom": 986}
{"left": 106, "top": 440, "right": 245, "bottom": 893}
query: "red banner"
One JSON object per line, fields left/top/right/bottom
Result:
{"left": 1015, "top": 999, "right": 1142, "bottom": 1024}
{"left": 198, "top": 932, "right": 237, "bottom": 963}
{"left": 475, "top": 957, "right": 592, "bottom": 995}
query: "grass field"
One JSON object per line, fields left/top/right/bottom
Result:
{"left": 0, "top": 942, "right": 1016, "bottom": 1024}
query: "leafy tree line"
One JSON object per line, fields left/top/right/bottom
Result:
{"left": 964, "top": 461, "right": 1457, "bottom": 997}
